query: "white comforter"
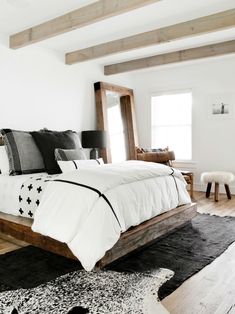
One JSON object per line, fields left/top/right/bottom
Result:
{"left": 32, "top": 161, "right": 191, "bottom": 271}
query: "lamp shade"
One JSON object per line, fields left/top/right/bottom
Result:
{"left": 82, "top": 130, "right": 107, "bottom": 149}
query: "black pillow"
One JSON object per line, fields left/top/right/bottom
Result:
{"left": 31, "top": 130, "right": 82, "bottom": 174}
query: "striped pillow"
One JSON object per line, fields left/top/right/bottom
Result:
{"left": 0, "top": 129, "right": 45, "bottom": 175}
{"left": 57, "top": 159, "right": 104, "bottom": 173}
{"left": 55, "top": 148, "right": 86, "bottom": 161}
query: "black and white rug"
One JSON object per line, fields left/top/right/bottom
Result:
{"left": 0, "top": 268, "right": 172, "bottom": 314}
{"left": 0, "top": 213, "right": 235, "bottom": 313}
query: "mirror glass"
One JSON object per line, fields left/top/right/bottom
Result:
{"left": 106, "top": 91, "right": 127, "bottom": 162}
{"left": 94, "top": 82, "right": 138, "bottom": 163}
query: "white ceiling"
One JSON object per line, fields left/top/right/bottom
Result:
{"left": 0, "top": 0, "right": 234, "bottom": 68}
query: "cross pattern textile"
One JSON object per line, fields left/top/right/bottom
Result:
{"left": 18, "top": 174, "right": 55, "bottom": 218}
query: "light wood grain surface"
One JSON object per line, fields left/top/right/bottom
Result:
{"left": 66, "top": 9, "right": 235, "bottom": 64}
{"left": 104, "top": 40, "right": 235, "bottom": 75}
{"left": 10, "top": 0, "right": 160, "bottom": 49}
{"left": 0, "top": 232, "right": 28, "bottom": 254}
{"left": 163, "top": 191, "right": 235, "bottom": 314}
{"left": 163, "top": 241, "right": 235, "bottom": 314}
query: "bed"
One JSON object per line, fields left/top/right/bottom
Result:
{"left": 0, "top": 129, "right": 197, "bottom": 270}
{"left": 0, "top": 203, "right": 197, "bottom": 268}
{"left": 0, "top": 162, "right": 196, "bottom": 270}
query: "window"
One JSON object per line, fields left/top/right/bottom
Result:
{"left": 151, "top": 92, "right": 192, "bottom": 160}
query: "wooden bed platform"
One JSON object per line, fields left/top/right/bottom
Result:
{"left": 0, "top": 203, "right": 197, "bottom": 268}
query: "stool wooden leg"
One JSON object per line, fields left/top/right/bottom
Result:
{"left": 225, "top": 184, "right": 231, "bottom": 199}
{"left": 214, "top": 182, "right": 219, "bottom": 202}
{"left": 206, "top": 183, "right": 212, "bottom": 198}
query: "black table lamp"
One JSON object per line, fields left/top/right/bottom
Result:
{"left": 82, "top": 130, "right": 107, "bottom": 159}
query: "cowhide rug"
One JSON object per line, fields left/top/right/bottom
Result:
{"left": 0, "top": 269, "right": 173, "bottom": 314}
{"left": 1, "top": 214, "right": 235, "bottom": 313}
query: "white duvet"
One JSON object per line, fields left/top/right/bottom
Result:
{"left": 32, "top": 161, "right": 191, "bottom": 271}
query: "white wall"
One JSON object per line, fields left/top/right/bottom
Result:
{"left": 0, "top": 34, "right": 133, "bottom": 134}
{"left": 2, "top": 31, "right": 235, "bottom": 194}
{"left": 131, "top": 55, "right": 235, "bottom": 193}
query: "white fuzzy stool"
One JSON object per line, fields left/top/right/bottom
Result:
{"left": 201, "top": 171, "right": 235, "bottom": 202}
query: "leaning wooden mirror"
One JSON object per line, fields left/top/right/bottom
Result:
{"left": 94, "top": 82, "right": 139, "bottom": 163}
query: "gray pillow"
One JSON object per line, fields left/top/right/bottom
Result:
{"left": 1, "top": 129, "right": 45, "bottom": 175}
{"left": 55, "top": 148, "right": 87, "bottom": 161}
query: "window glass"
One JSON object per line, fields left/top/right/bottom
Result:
{"left": 151, "top": 92, "right": 192, "bottom": 160}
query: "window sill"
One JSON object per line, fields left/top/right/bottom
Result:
{"left": 172, "top": 160, "right": 197, "bottom": 170}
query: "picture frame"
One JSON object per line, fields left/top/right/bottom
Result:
{"left": 209, "top": 102, "right": 233, "bottom": 119}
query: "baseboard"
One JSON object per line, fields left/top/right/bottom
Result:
{"left": 194, "top": 183, "right": 235, "bottom": 195}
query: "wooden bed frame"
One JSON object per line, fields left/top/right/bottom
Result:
{"left": 0, "top": 202, "right": 197, "bottom": 268}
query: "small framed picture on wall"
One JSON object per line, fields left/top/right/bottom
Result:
{"left": 212, "top": 103, "right": 229, "bottom": 115}
{"left": 209, "top": 102, "right": 233, "bottom": 119}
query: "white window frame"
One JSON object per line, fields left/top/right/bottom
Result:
{"left": 151, "top": 89, "right": 193, "bottom": 162}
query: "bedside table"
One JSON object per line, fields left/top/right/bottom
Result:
{"left": 181, "top": 171, "right": 194, "bottom": 199}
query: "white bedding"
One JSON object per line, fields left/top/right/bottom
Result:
{"left": 32, "top": 161, "right": 191, "bottom": 271}
{"left": 0, "top": 173, "right": 46, "bottom": 216}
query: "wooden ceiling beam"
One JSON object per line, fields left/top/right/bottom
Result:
{"left": 66, "top": 9, "right": 235, "bottom": 65}
{"left": 104, "top": 40, "right": 235, "bottom": 75}
{"left": 10, "top": 0, "right": 160, "bottom": 49}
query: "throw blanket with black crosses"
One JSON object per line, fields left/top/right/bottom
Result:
{"left": 18, "top": 174, "right": 56, "bottom": 219}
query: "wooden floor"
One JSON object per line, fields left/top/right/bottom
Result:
{"left": 0, "top": 232, "right": 28, "bottom": 255}
{"left": 0, "top": 191, "right": 235, "bottom": 313}
{"left": 163, "top": 191, "right": 235, "bottom": 314}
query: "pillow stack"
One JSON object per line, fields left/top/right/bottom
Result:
{"left": 0, "top": 129, "right": 87, "bottom": 176}
{"left": 31, "top": 130, "right": 83, "bottom": 174}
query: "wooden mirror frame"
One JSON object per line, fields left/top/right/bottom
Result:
{"left": 94, "top": 82, "right": 139, "bottom": 163}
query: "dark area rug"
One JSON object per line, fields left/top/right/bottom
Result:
{"left": 108, "top": 213, "right": 235, "bottom": 299}
{"left": 0, "top": 246, "right": 82, "bottom": 291}
{"left": 0, "top": 213, "right": 235, "bottom": 302}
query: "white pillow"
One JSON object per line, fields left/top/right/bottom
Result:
{"left": 0, "top": 146, "right": 10, "bottom": 175}
{"left": 57, "top": 158, "right": 104, "bottom": 173}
